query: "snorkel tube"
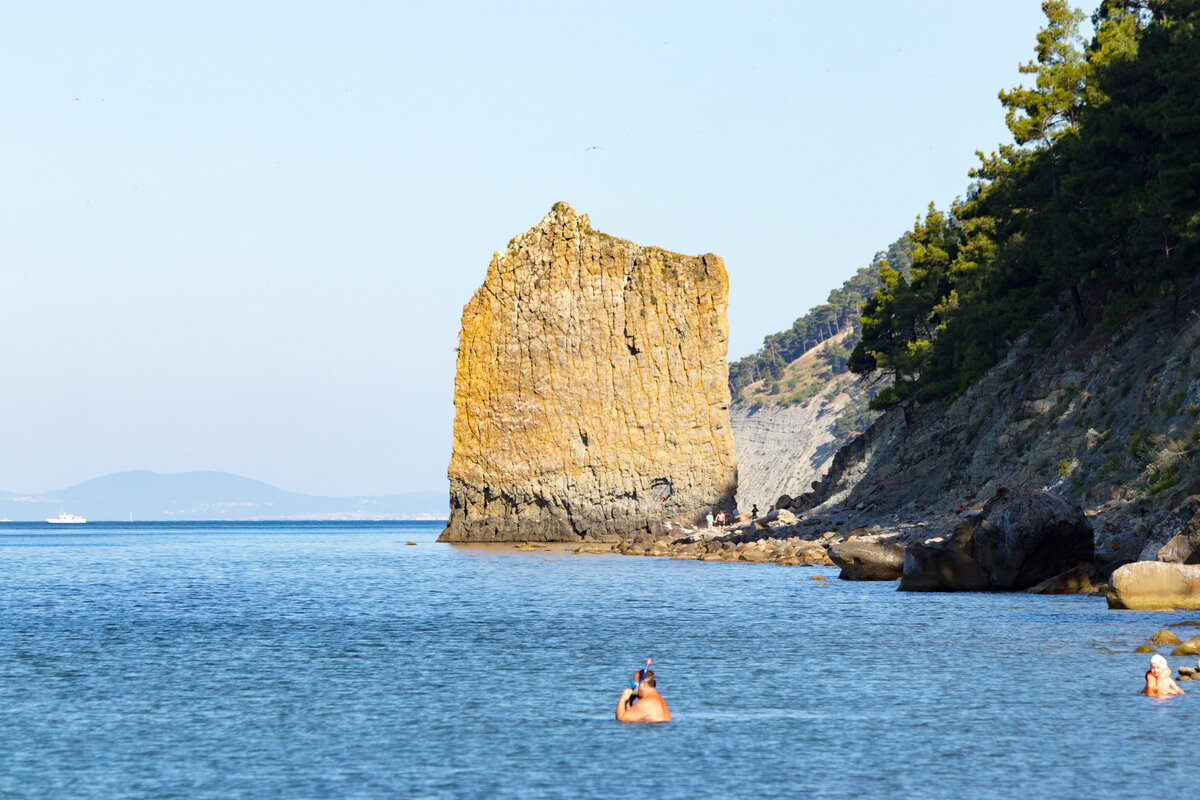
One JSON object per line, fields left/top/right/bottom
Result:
{"left": 629, "top": 657, "right": 652, "bottom": 705}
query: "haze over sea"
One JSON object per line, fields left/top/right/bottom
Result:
{"left": 0, "top": 520, "right": 1193, "bottom": 799}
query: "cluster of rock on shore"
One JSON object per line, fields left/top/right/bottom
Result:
{"left": 551, "top": 487, "right": 1200, "bottom": 611}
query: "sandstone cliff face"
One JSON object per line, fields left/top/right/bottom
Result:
{"left": 439, "top": 203, "right": 737, "bottom": 542}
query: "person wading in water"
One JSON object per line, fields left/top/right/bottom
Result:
{"left": 1143, "top": 654, "right": 1185, "bottom": 697}
{"left": 616, "top": 669, "right": 671, "bottom": 723}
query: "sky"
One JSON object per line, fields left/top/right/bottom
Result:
{"left": 1, "top": 0, "right": 1062, "bottom": 497}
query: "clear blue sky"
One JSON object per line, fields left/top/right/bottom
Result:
{"left": 2, "top": 1, "right": 1062, "bottom": 496}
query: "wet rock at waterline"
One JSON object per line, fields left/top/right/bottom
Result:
{"left": 828, "top": 538, "right": 906, "bottom": 581}
{"left": 897, "top": 541, "right": 991, "bottom": 592}
{"left": 1025, "top": 563, "right": 1099, "bottom": 595}
{"left": 1145, "top": 629, "right": 1183, "bottom": 646}
{"left": 899, "top": 488, "right": 1093, "bottom": 592}
{"left": 1106, "top": 562, "right": 1200, "bottom": 610}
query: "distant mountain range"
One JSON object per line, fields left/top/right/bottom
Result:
{"left": 0, "top": 471, "right": 448, "bottom": 521}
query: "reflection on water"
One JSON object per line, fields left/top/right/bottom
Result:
{"left": 0, "top": 521, "right": 1194, "bottom": 799}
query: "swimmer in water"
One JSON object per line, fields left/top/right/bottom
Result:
{"left": 1143, "top": 654, "right": 1185, "bottom": 697}
{"left": 616, "top": 669, "right": 671, "bottom": 723}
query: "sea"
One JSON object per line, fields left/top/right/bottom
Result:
{"left": 0, "top": 520, "right": 1196, "bottom": 799}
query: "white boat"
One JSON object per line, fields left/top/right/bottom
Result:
{"left": 46, "top": 513, "right": 86, "bottom": 524}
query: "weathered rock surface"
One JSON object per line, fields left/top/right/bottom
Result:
{"left": 1145, "top": 629, "right": 1182, "bottom": 646}
{"left": 947, "top": 489, "right": 1093, "bottom": 589}
{"left": 1144, "top": 495, "right": 1200, "bottom": 564}
{"left": 785, "top": 277, "right": 1200, "bottom": 565}
{"left": 1171, "top": 636, "right": 1200, "bottom": 656}
{"left": 729, "top": 342, "right": 870, "bottom": 512}
{"left": 897, "top": 542, "right": 991, "bottom": 592}
{"left": 898, "top": 489, "right": 1093, "bottom": 591}
{"left": 440, "top": 203, "right": 737, "bottom": 542}
{"left": 1106, "top": 562, "right": 1200, "bottom": 610}
{"left": 1025, "top": 563, "right": 1097, "bottom": 595}
{"left": 828, "top": 539, "right": 906, "bottom": 581}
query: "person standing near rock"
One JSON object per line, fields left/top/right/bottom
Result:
{"left": 616, "top": 670, "right": 671, "bottom": 723}
{"left": 706, "top": 512, "right": 714, "bottom": 529}
{"left": 1143, "top": 654, "right": 1185, "bottom": 697}
{"left": 751, "top": 504, "right": 759, "bottom": 519}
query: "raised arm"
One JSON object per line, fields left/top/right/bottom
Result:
{"left": 615, "top": 687, "right": 635, "bottom": 720}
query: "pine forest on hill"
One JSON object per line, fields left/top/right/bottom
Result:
{"left": 848, "top": 0, "right": 1200, "bottom": 412}
{"left": 732, "top": 0, "right": 1200, "bottom": 445}
{"left": 728, "top": 234, "right": 912, "bottom": 406}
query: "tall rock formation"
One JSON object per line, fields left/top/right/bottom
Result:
{"left": 439, "top": 203, "right": 737, "bottom": 542}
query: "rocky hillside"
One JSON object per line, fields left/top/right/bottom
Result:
{"left": 730, "top": 331, "right": 877, "bottom": 511}
{"left": 441, "top": 203, "right": 737, "bottom": 542}
{"left": 727, "top": 238, "right": 908, "bottom": 511}
{"left": 790, "top": 281, "right": 1200, "bottom": 563}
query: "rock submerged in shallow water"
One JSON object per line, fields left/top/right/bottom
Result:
{"left": 897, "top": 542, "right": 991, "bottom": 592}
{"left": 1146, "top": 629, "right": 1183, "bottom": 646}
{"left": 1134, "top": 645, "right": 1156, "bottom": 653}
{"left": 1170, "top": 636, "right": 1200, "bottom": 656}
{"left": 1106, "top": 562, "right": 1200, "bottom": 610}
{"left": 828, "top": 539, "right": 906, "bottom": 581}
{"left": 1025, "top": 563, "right": 1098, "bottom": 595}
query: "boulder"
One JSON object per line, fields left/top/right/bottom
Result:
{"left": 1024, "top": 563, "right": 1098, "bottom": 595}
{"left": 897, "top": 542, "right": 991, "bottom": 592}
{"left": 1106, "top": 562, "right": 1200, "bottom": 610}
{"left": 828, "top": 539, "right": 907, "bottom": 581}
{"left": 1146, "top": 629, "right": 1183, "bottom": 646}
{"left": 947, "top": 488, "right": 1093, "bottom": 589}
{"left": 1170, "top": 636, "right": 1200, "bottom": 656}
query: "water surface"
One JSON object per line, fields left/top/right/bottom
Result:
{"left": 0, "top": 521, "right": 1195, "bottom": 799}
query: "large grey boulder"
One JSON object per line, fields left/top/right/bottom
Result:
{"left": 898, "top": 488, "right": 1093, "bottom": 591}
{"left": 828, "top": 539, "right": 907, "bottom": 581}
{"left": 897, "top": 542, "right": 990, "bottom": 592}
{"left": 1106, "top": 561, "right": 1200, "bottom": 610}
{"left": 947, "top": 488, "right": 1093, "bottom": 589}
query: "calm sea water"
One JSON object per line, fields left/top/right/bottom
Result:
{"left": 0, "top": 520, "right": 1196, "bottom": 799}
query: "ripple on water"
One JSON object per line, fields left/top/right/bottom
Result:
{"left": 0, "top": 521, "right": 1195, "bottom": 800}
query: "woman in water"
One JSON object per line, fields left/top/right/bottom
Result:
{"left": 1143, "top": 654, "right": 1185, "bottom": 697}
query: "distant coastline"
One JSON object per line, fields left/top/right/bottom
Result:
{"left": 0, "top": 470, "right": 448, "bottom": 522}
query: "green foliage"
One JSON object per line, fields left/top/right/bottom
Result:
{"left": 1166, "top": 391, "right": 1186, "bottom": 417}
{"left": 832, "top": 401, "right": 880, "bottom": 440}
{"left": 728, "top": 234, "right": 912, "bottom": 400}
{"left": 998, "top": 1, "right": 1089, "bottom": 149}
{"left": 1129, "top": 427, "right": 1155, "bottom": 460}
{"left": 848, "top": 1, "right": 1200, "bottom": 411}
{"left": 1145, "top": 467, "right": 1181, "bottom": 496}
{"left": 1056, "top": 458, "right": 1074, "bottom": 477}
